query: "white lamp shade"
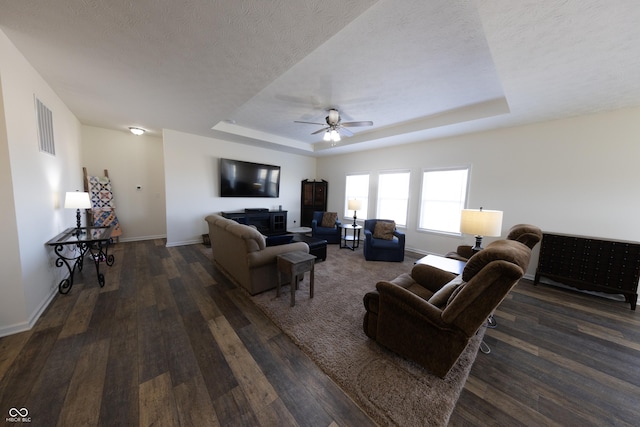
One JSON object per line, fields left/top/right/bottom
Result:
{"left": 460, "top": 209, "right": 503, "bottom": 237}
{"left": 348, "top": 199, "right": 362, "bottom": 211}
{"left": 64, "top": 191, "right": 92, "bottom": 209}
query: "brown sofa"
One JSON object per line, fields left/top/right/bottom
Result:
{"left": 205, "top": 214, "right": 309, "bottom": 295}
{"left": 363, "top": 239, "right": 532, "bottom": 378}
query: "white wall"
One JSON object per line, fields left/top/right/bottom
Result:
{"left": 0, "top": 29, "right": 83, "bottom": 336}
{"left": 163, "top": 129, "right": 317, "bottom": 246}
{"left": 317, "top": 107, "right": 640, "bottom": 277}
{"left": 81, "top": 126, "right": 166, "bottom": 241}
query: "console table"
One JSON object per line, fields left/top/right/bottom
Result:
{"left": 46, "top": 226, "right": 115, "bottom": 294}
{"left": 221, "top": 210, "right": 287, "bottom": 236}
{"left": 535, "top": 232, "right": 640, "bottom": 310}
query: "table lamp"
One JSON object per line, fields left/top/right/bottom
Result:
{"left": 64, "top": 191, "right": 92, "bottom": 229}
{"left": 348, "top": 199, "right": 362, "bottom": 227}
{"left": 460, "top": 207, "right": 503, "bottom": 253}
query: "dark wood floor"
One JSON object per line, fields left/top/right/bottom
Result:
{"left": 1, "top": 240, "right": 639, "bottom": 427}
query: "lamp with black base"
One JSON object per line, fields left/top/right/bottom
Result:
{"left": 64, "top": 191, "right": 92, "bottom": 234}
{"left": 460, "top": 207, "right": 503, "bottom": 253}
{"left": 348, "top": 199, "right": 362, "bottom": 227}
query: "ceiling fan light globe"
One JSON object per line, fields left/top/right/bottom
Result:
{"left": 323, "top": 131, "right": 331, "bottom": 141}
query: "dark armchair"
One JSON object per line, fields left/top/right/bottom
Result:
{"left": 311, "top": 211, "right": 341, "bottom": 244}
{"left": 363, "top": 219, "right": 405, "bottom": 262}
{"left": 446, "top": 223, "right": 542, "bottom": 261}
{"left": 363, "top": 239, "right": 532, "bottom": 378}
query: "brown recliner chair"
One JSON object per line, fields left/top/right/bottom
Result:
{"left": 363, "top": 239, "right": 532, "bottom": 378}
{"left": 446, "top": 223, "right": 542, "bottom": 261}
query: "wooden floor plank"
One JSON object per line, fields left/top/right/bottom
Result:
{"left": 57, "top": 338, "right": 110, "bottom": 426}
{"left": 58, "top": 286, "right": 99, "bottom": 338}
{"left": 98, "top": 292, "right": 139, "bottom": 427}
{"left": 173, "top": 375, "right": 220, "bottom": 427}
{"left": 26, "top": 334, "right": 86, "bottom": 426}
{"left": 207, "top": 316, "right": 280, "bottom": 417}
{"left": 0, "top": 329, "right": 32, "bottom": 382}
{"left": 0, "top": 326, "right": 62, "bottom": 407}
{"left": 139, "top": 372, "right": 179, "bottom": 427}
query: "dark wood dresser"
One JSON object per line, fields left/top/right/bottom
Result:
{"left": 535, "top": 232, "right": 640, "bottom": 310}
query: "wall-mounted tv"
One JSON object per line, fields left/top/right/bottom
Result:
{"left": 220, "top": 158, "right": 281, "bottom": 198}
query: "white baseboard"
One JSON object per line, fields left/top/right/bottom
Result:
{"left": 0, "top": 285, "right": 57, "bottom": 338}
{"left": 165, "top": 239, "right": 203, "bottom": 247}
{"left": 119, "top": 234, "right": 167, "bottom": 243}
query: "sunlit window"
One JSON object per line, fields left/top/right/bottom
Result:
{"left": 377, "top": 171, "right": 410, "bottom": 227}
{"left": 418, "top": 168, "right": 469, "bottom": 234}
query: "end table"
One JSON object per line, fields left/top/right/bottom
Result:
{"left": 46, "top": 226, "right": 115, "bottom": 294}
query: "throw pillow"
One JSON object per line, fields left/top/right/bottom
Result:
{"left": 321, "top": 212, "right": 338, "bottom": 228}
{"left": 373, "top": 221, "right": 396, "bottom": 240}
{"left": 428, "top": 275, "right": 465, "bottom": 308}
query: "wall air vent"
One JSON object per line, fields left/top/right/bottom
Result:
{"left": 35, "top": 97, "right": 55, "bottom": 155}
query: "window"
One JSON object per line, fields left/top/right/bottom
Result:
{"left": 377, "top": 171, "right": 410, "bottom": 227}
{"left": 418, "top": 168, "right": 469, "bottom": 234}
{"left": 344, "top": 174, "right": 369, "bottom": 220}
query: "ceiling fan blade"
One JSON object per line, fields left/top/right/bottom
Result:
{"left": 311, "top": 127, "right": 329, "bottom": 135}
{"left": 341, "top": 121, "right": 373, "bottom": 127}
{"left": 294, "top": 120, "right": 326, "bottom": 126}
{"left": 339, "top": 127, "right": 354, "bottom": 137}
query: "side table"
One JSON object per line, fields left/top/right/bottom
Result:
{"left": 340, "top": 224, "right": 362, "bottom": 250}
{"left": 276, "top": 251, "right": 316, "bottom": 307}
{"left": 415, "top": 254, "right": 465, "bottom": 275}
{"left": 46, "top": 226, "right": 115, "bottom": 294}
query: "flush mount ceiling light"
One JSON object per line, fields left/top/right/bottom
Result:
{"left": 129, "top": 127, "right": 145, "bottom": 136}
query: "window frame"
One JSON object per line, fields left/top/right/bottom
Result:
{"left": 417, "top": 166, "right": 471, "bottom": 236}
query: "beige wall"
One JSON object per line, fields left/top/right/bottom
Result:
{"left": 163, "top": 129, "right": 317, "bottom": 246}
{"left": 317, "top": 107, "right": 640, "bottom": 277}
{"left": 81, "top": 126, "right": 166, "bottom": 242}
{"left": 0, "top": 29, "right": 83, "bottom": 336}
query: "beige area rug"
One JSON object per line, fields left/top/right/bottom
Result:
{"left": 252, "top": 245, "right": 485, "bottom": 426}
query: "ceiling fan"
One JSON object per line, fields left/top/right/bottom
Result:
{"left": 294, "top": 109, "right": 373, "bottom": 142}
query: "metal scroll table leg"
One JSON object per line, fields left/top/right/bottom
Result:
{"left": 53, "top": 243, "right": 88, "bottom": 294}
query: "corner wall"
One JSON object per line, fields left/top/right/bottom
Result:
{"left": 81, "top": 126, "right": 166, "bottom": 242}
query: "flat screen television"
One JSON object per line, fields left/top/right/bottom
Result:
{"left": 220, "top": 158, "right": 281, "bottom": 197}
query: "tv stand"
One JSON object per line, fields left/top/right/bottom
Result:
{"left": 221, "top": 210, "right": 287, "bottom": 236}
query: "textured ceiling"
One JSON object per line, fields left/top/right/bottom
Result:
{"left": 1, "top": 0, "right": 639, "bottom": 156}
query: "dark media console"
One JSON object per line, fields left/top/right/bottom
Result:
{"left": 221, "top": 210, "right": 287, "bottom": 236}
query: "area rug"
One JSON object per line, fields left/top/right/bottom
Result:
{"left": 251, "top": 245, "right": 485, "bottom": 426}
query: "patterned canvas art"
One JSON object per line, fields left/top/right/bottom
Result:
{"left": 88, "top": 175, "right": 122, "bottom": 237}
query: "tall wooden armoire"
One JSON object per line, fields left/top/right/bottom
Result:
{"left": 301, "top": 179, "right": 328, "bottom": 227}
